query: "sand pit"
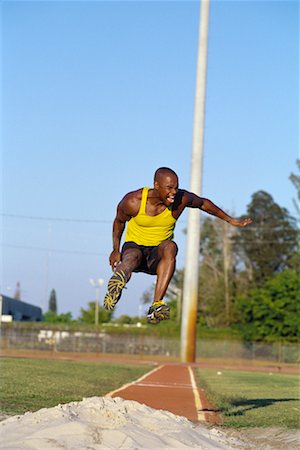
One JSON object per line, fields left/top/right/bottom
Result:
{"left": 0, "top": 396, "right": 248, "bottom": 449}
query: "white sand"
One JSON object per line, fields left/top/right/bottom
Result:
{"left": 0, "top": 396, "right": 248, "bottom": 449}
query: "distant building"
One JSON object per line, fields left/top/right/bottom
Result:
{"left": 1, "top": 295, "right": 43, "bottom": 322}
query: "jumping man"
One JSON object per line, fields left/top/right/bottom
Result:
{"left": 103, "top": 167, "right": 252, "bottom": 324}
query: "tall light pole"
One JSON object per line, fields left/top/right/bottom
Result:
{"left": 89, "top": 278, "right": 104, "bottom": 326}
{"left": 181, "top": 0, "right": 210, "bottom": 362}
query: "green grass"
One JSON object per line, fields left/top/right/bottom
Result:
{"left": 0, "top": 357, "right": 153, "bottom": 416}
{"left": 195, "top": 368, "right": 300, "bottom": 429}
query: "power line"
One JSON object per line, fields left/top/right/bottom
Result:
{"left": 1, "top": 213, "right": 298, "bottom": 231}
{"left": 1, "top": 213, "right": 111, "bottom": 224}
{"left": 2, "top": 243, "right": 107, "bottom": 256}
{"left": 1, "top": 212, "right": 188, "bottom": 225}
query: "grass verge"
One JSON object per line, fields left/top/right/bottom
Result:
{"left": 0, "top": 357, "right": 153, "bottom": 416}
{"left": 195, "top": 368, "right": 300, "bottom": 429}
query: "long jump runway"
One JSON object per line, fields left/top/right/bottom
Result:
{"left": 106, "top": 364, "right": 220, "bottom": 424}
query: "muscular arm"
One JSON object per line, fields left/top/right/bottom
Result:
{"left": 112, "top": 214, "right": 126, "bottom": 251}
{"left": 109, "top": 203, "right": 130, "bottom": 270}
{"left": 183, "top": 191, "right": 252, "bottom": 227}
{"left": 109, "top": 190, "right": 141, "bottom": 270}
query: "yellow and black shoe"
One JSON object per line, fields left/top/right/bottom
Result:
{"left": 147, "top": 301, "right": 170, "bottom": 324}
{"left": 103, "top": 270, "right": 127, "bottom": 311}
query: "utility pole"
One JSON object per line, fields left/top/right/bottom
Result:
{"left": 180, "top": 0, "right": 210, "bottom": 362}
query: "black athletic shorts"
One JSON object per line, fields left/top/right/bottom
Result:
{"left": 121, "top": 241, "right": 161, "bottom": 275}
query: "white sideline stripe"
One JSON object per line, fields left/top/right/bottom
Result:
{"left": 105, "top": 364, "right": 163, "bottom": 397}
{"left": 188, "top": 366, "right": 206, "bottom": 421}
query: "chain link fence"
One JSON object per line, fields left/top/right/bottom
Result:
{"left": 1, "top": 324, "right": 299, "bottom": 363}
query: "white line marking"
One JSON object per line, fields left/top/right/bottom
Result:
{"left": 105, "top": 364, "right": 163, "bottom": 397}
{"left": 188, "top": 366, "right": 206, "bottom": 421}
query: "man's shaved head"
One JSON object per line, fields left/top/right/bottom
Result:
{"left": 153, "top": 168, "right": 179, "bottom": 206}
{"left": 154, "top": 167, "right": 178, "bottom": 182}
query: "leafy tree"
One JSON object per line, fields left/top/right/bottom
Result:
{"left": 48, "top": 289, "right": 57, "bottom": 313}
{"left": 79, "top": 302, "right": 113, "bottom": 324}
{"left": 43, "top": 311, "right": 73, "bottom": 323}
{"left": 236, "top": 270, "right": 300, "bottom": 341}
{"left": 234, "top": 191, "right": 298, "bottom": 287}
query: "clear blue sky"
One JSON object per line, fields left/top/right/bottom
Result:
{"left": 2, "top": 0, "right": 299, "bottom": 319}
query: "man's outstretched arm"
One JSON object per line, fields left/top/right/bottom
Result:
{"left": 186, "top": 192, "right": 252, "bottom": 227}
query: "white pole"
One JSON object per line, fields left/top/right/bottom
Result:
{"left": 181, "top": 0, "right": 210, "bottom": 362}
{"left": 95, "top": 287, "right": 99, "bottom": 326}
{"left": 89, "top": 278, "right": 104, "bottom": 326}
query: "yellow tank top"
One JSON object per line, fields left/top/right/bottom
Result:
{"left": 125, "top": 187, "right": 176, "bottom": 246}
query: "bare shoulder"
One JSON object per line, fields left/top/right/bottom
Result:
{"left": 172, "top": 190, "right": 204, "bottom": 216}
{"left": 170, "top": 189, "right": 190, "bottom": 218}
{"left": 121, "top": 188, "right": 143, "bottom": 206}
{"left": 180, "top": 189, "right": 194, "bottom": 205}
{"left": 174, "top": 189, "right": 193, "bottom": 208}
{"left": 118, "top": 188, "right": 143, "bottom": 217}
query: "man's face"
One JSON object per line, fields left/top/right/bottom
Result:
{"left": 154, "top": 173, "right": 178, "bottom": 206}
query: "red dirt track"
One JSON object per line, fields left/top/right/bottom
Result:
{"left": 109, "top": 364, "right": 204, "bottom": 422}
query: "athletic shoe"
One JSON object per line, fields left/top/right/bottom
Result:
{"left": 103, "top": 270, "right": 127, "bottom": 310}
{"left": 147, "top": 301, "right": 170, "bottom": 324}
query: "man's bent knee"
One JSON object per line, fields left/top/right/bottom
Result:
{"left": 158, "top": 241, "right": 178, "bottom": 259}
